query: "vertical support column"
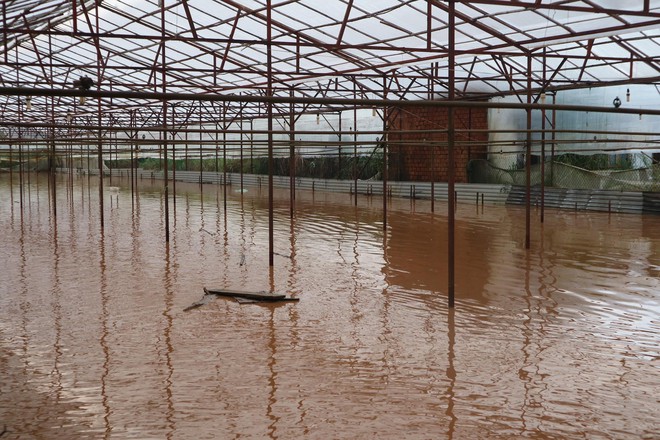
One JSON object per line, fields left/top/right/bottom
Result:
{"left": 289, "top": 87, "right": 295, "bottom": 219}
{"left": 108, "top": 82, "right": 114, "bottom": 186}
{"left": 18, "top": 130, "right": 24, "bottom": 217}
{"left": 161, "top": 0, "right": 170, "bottom": 243}
{"left": 353, "top": 79, "right": 358, "bottom": 206}
{"left": 250, "top": 120, "right": 254, "bottom": 174}
{"left": 51, "top": 94, "right": 57, "bottom": 223}
{"left": 382, "top": 75, "right": 388, "bottom": 231}
{"left": 48, "top": 26, "right": 57, "bottom": 224}
{"left": 171, "top": 106, "right": 177, "bottom": 213}
{"left": 540, "top": 98, "right": 546, "bottom": 224}
{"left": 525, "top": 55, "right": 532, "bottom": 250}
{"left": 551, "top": 93, "right": 556, "bottom": 186}
{"left": 199, "top": 101, "right": 203, "bottom": 187}
{"left": 215, "top": 122, "right": 219, "bottom": 174}
{"left": 184, "top": 121, "right": 189, "bottom": 170}
{"left": 338, "top": 111, "right": 342, "bottom": 173}
{"left": 130, "top": 110, "right": 135, "bottom": 211}
{"left": 18, "top": 99, "right": 24, "bottom": 217}
{"left": 267, "top": 0, "right": 275, "bottom": 267}
{"left": 431, "top": 139, "right": 435, "bottom": 213}
{"left": 239, "top": 110, "right": 244, "bottom": 193}
{"left": 95, "top": 6, "right": 104, "bottom": 231}
{"left": 8, "top": 142, "right": 13, "bottom": 204}
{"left": 222, "top": 104, "right": 227, "bottom": 213}
{"left": 540, "top": 49, "right": 546, "bottom": 223}
{"left": 447, "top": 0, "right": 456, "bottom": 309}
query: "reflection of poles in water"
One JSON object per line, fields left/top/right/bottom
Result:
{"left": 266, "top": 264, "right": 280, "bottom": 435}
{"left": 98, "top": 232, "right": 112, "bottom": 437}
{"left": 50, "top": 219, "right": 64, "bottom": 416}
{"left": 446, "top": 308, "right": 457, "bottom": 439}
{"left": 18, "top": 220, "right": 30, "bottom": 405}
{"left": 163, "top": 242, "right": 176, "bottom": 438}
{"left": 266, "top": 301, "right": 279, "bottom": 439}
{"left": 520, "top": 252, "right": 533, "bottom": 433}
{"left": 521, "top": 230, "right": 556, "bottom": 431}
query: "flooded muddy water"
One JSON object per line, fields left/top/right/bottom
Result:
{"left": 1, "top": 173, "right": 658, "bottom": 439}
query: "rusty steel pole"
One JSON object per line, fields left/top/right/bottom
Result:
{"left": 525, "top": 55, "right": 532, "bottom": 250}
{"left": 130, "top": 110, "right": 135, "bottom": 212}
{"left": 93, "top": 6, "right": 104, "bottom": 231}
{"left": 353, "top": 80, "right": 358, "bottom": 206}
{"left": 289, "top": 86, "right": 295, "bottom": 219}
{"left": 239, "top": 110, "right": 244, "bottom": 195}
{"left": 540, "top": 49, "right": 547, "bottom": 223}
{"left": 541, "top": 104, "right": 546, "bottom": 224}
{"left": 222, "top": 104, "right": 227, "bottom": 214}
{"left": 267, "top": 0, "right": 275, "bottom": 267}
{"left": 382, "top": 75, "right": 388, "bottom": 231}
{"left": 447, "top": 0, "right": 456, "bottom": 309}
{"left": 199, "top": 101, "right": 203, "bottom": 189}
{"left": 161, "top": 0, "right": 170, "bottom": 243}
{"left": 171, "top": 106, "right": 177, "bottom": 214}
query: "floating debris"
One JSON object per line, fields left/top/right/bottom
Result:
{"left": 183, "top": 293, "right": 215, "bottom": 311}
{"left": 204, "top": 287, "right": 299, "bottom": 303}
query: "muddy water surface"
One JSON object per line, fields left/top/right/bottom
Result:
{"left": 0, "top": 174, "right": 658, "bottom": 439}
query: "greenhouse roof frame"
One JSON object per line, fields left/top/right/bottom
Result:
{"left": 0, "top": 0, "right": 659, "bottom": 130}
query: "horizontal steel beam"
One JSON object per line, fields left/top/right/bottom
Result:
{"left": 2, "top": 86, "right": 660, "bottom": 116}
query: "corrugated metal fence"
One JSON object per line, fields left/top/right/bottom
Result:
{"left": 67, "top": 168, "right": 658, "bottom": 214}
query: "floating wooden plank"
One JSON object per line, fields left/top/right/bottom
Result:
{"left": 234, "top": 296, "right": 300, "bottom": 304}
{"left": 204, "top": 287, "right": 296, "bottom": 302}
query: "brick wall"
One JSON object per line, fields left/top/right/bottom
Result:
{"left": 387, "top": 104, "right": 488, "bottom": 183}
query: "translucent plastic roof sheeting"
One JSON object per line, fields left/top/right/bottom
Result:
{"left": 0, "top": 0, "right": 658, "bottom": 127}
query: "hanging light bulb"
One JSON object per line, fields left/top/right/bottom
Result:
{"left": 626, "top": 88, "right": 630, "bottom": 102}
{"left": 540, "top": 92, "right": 546, "bottom": 104}
{"left": 372, "top": 106, "right": 377, "bottom": 117}
{"left": 25, "top": 96, "right": 32, "bottom": 111}
{"left": 79, "top": 96, "right": 86, "bottom": 105}
{"left": 316, "top": 114, "right": 320, "bottom": 125}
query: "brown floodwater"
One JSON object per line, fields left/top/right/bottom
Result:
{"left": 0, "top": 173, "right": 658, "bottom": 439}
